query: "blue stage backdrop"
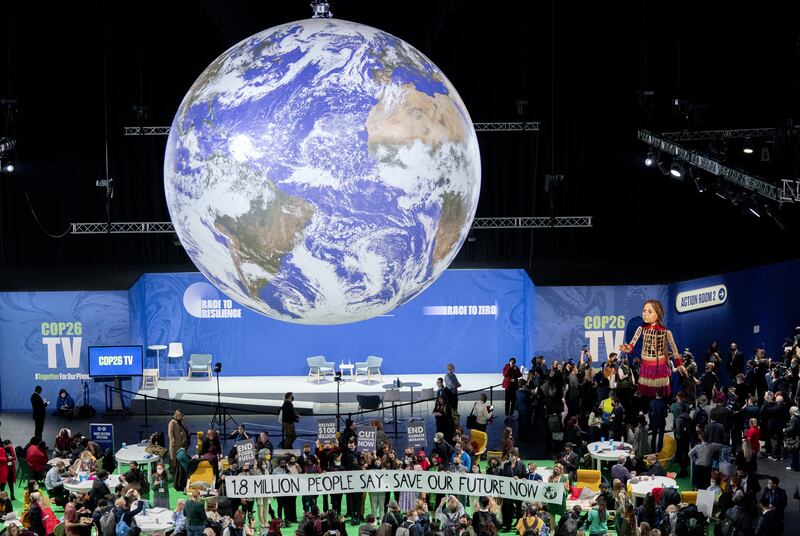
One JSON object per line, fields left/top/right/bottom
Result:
{"left": 2, "top": 261, "right": 799, "bottom": 412}
{"left": 532, "top": 284, "right": 669, "bottom": 365}
{"left": 0, "top": 269, "right": 533, "bottom": 411}
{"left": 669, "top": 258, "right": 800, "bottom": 385}
{"left": 0, "top": 290, "right": 136, "bottom": 412}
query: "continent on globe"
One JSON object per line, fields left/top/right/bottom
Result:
{"left": 164, "top": 18, "right": 481, "bottom": 324}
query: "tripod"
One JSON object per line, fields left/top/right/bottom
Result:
{"left": 210, "top": 362, "right": 237, "bottom": 437}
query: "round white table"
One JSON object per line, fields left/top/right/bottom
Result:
{"left": 63, "top": 474, "right": 121, "bottom": 493}
{"left": 382, "top": 382, "right": 423, "bottom": 421}
{"left": 629, "top": 475, "right": 678, "bottom": 498}
{"left": 148, "top": 344, "right": 168, "bottom": 377}
{"left": 135, "top": 508, "right": 174, "bottom": 535}
{"left": 587, "top": 440, "right": 634, "bottom": 470}
{"left": 115, "top": 443, "right": 160, "bottom": 474}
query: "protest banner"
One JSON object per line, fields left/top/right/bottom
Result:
{"left": 225, "top": 470, "right": 564, "bottom": 504}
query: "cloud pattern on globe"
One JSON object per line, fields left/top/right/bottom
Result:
{"left": 164, "top": 18, "right": 481, "bottom": 324}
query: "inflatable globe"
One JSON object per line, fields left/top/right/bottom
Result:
{"left": 164, "top": 18, "right": 481, "bottom": 324}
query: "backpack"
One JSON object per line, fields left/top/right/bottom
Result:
{"left": 675, "top": 504, "right": 707, "bottom": 536}
{"left": 659, "top": 487, "right": 680, "bottom": 509}
{"left": 100, "top": 509, "right": 117, "bottom": 536}
{"left": 396, "top": 521, "right": 414, "bottom": 536}
{"left": 116, "top": 517, "right": 132, "bottom": 536}
{"left": 676, "top": 415, "right": 693, "bottom": 440}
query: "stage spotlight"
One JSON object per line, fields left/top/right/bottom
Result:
{"left": 669, "top": 160, "right": 684, "bottom": 179}
{"left": 748, "top": 206, "right": 761, "bottom": 218}
{"left": 714, "top": 192, "right": 727, "bottom": 200}
{"left": 743, "top": 137, "right": 754, "bottom": 154}
{"left": 1, "top": 162, "right": 13, "bottom": 174}
{"left": 644, "top": 149, "right": 656, "bottom": 167}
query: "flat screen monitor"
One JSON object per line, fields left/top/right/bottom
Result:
{"left": 88, "top": 345, "right": 144, "bottom": 378}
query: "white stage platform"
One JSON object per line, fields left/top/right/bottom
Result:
{"left": 132, "top": 373, "right": 502, "bottom": 415}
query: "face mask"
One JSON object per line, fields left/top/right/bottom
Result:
{"left": 334, "top": 461, "right": 341, "bottom": 467}
{"left": 375, "top": 463, "right": 381, "bottom": 468}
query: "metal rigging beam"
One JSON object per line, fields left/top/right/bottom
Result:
{"left": 660, "top": 128, "right": 776, "bottom": 141}
{"left": 638, "top": 129, "right": 784, "bottom": 202}
{"left": 69, "top": 216, "right": 592, "bottom": 235}
{"left": 123, "top": 122, "right": 541, "bottom": 136}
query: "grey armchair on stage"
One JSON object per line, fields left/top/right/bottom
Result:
{"left": 306, "top": 355, "right": 336, "bottom": 383}
{"left": 355, "top": 355, "right": 383, "bottom": 384}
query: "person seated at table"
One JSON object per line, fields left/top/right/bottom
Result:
{"left": 121, "top": 461, "right": 149, "bottom": 497}
{"left": 68, "top": 450, "right": 97, "bottom": 475}
{"left": 172, "top": 499, "right": 187, "bottom": 536}
{"left": 91, "top": 470, "right": 113, "bottom": 504}
{"left": 79, "top": 437, "right": 102, "bottom": 460}
{"left": 558, "top": 442, "right": 580, "bottom": 480}
{"left": 64, "top": 492, "right": 93, "bottom": 536}
{"left": 25, "top": 438, "right": 49, "bottom": 479}
{"left": 642, "top": 454, "right": 666, "bottom": 477}
{"left": 44, "top": 460, "right": 70, "bottom": 506}
{"left": 73, "top": 490, "right": 96, "bottom": 520}
{"left": 0, "top": 490, "right": 14, "bottom": 522}
{"left": 53, "top": 389, "right": 75, "bottom": 418}
{"left": 611, "top": 455, "right": 636, "bottom": 485}
{"left": 54, "top": 428, "right": 72, "bottom": 458}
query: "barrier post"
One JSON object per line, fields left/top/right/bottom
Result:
{"left": 144, "top": 393, "right": 149, "bottom": 427}
{"left": 489, "top": 386, "right": 494, "bottom": 406}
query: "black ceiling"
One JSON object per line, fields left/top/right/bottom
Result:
{"left": 0, "top": 0, "right": 798, "bottom": 290}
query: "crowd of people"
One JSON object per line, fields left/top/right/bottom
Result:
{"left": 3, "top": 325, "right": 800, "bottom": 536}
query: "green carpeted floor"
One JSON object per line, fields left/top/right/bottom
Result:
{"left": 0, "top": 457, "right": 695, "bottom": 536}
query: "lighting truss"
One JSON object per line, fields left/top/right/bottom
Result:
{"left": 471, "top": 216, "right": 592, "bottom": 229}
{"left": 638, "top": 130, "right": 783, "bottom": 202}
{"left": 123, "top": 122, "right": 541, "bottom": 136}
{"left": 69, "top": 216, "right": 592, "bottom": 235}
{"left": 659, "top": 128, "right": 776, "bottom": 141}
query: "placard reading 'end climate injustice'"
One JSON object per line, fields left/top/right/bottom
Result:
{"left": 225, "top": 470, "right": 564, "bottom": 505}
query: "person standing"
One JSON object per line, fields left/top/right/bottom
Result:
{"left": 30, "top": 386, "right": 47, "bottom": 439}
{"left": 502, "top": 358, "right": 522, "bottom": 418}
{"left": 168, "top": 410, "right": 190, "bottom": 474}
{"left": 184, "top": 489, "right": 208, "bottom": 536}
{"left": 444, "top": 364, "right": 461, "bottom": 412}
{"left": 728, "top": 343, "right": 744, "bottom": 383}
{"left": 648, "top": 389, "right": 667, "bottom": 452}
{"left": 470, "top": 394, "right": 491, "bottom": 433}
{"left": 280, "top": 392, "right": 298, "bottom": 449}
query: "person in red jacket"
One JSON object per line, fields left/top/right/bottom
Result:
{"left": 502, "top": 357, "right": 522, "bottom": 418}
{"left": 2, "top": 440, "right": 16, "bottom": 500}
{"left": 25, "top": 439, "right": 49, "bottom": 477}
{"left": 744, "top": 418, "right": 761, "bottom": 455}
{"left": 0, "top": 439, "right": 8, "bottom": 493}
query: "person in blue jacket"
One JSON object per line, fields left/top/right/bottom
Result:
{"left": 54, "top": 389, "right": 75, "bottom": 418}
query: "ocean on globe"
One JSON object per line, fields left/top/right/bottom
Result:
{"left": 164, "top": 18, "right": 481, "bottom": 324}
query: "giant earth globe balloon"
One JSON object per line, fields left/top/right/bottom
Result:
{"left": 164, "top": 18, "right": 481, "bottom": 324}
